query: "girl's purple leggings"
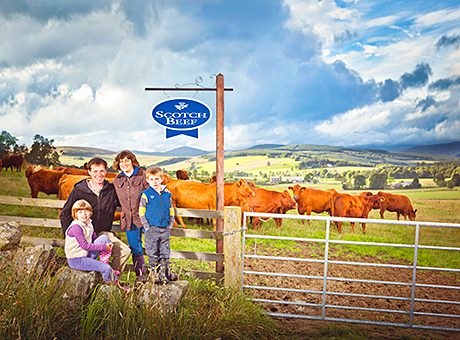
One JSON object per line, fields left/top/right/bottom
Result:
{"left": 67, "top": 235, "right": 116, "bottom": 282}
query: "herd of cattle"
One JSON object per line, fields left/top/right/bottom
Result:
{"left": 0, "top": 153, "right": 25, "bottom": 172}
{"left": 17, "top": 164, "right": 417, "bottom": 234}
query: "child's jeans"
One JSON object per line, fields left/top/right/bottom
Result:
{"left": 145, "top": 226, "right": 170, "bottom": 265}
{"left": 67, "top": 235, "right": 116, "bottom": 282}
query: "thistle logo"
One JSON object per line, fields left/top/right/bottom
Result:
{"left": 152, "top": 97, "right": 212, "bottom": 138}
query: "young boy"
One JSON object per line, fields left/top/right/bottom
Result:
{"left": 139, "top": 166, "right": 177, "bottom": 284}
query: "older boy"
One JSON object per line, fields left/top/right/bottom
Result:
{"left": 139, "top": 166, "right": 177, "bottom": 284}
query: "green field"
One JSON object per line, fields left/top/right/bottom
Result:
{"left": 1, "top": 167, "right": 459, "bottom": 269}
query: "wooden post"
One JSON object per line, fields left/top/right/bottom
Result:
{"left": 223, "top": 206, "right": 242, "bottom": 291}
{"left": 216, "top": 73, "right": 225, "bottom": 273}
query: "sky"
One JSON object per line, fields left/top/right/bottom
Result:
{"left": 0, "top": 0, "right": 459, "bottom": 153}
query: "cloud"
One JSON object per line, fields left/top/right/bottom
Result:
{"left": 0, "top": 0, "right": 111, "bottom": 21}
{"left": 415, "top": 95, "right": 436, "bottom": 112}
{"left": 400, "top": 63, "right": 432, "bottom": 89}
{"left": 436, "top": 34, "right": 460, "bottom": 50}
{"left": 429, "top": 76, "right": 460, "bottom": 90}
{"left": 379, "top": 79, "right": 401, "bottom": 102}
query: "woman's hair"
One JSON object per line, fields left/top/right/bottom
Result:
{"left": 71, "top": 199, "right": 93, "bottom": 220}
{"left": 112, "top": 150, "right": 140, "bottom": 171}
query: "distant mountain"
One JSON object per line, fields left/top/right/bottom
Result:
{"left": 403, "top": 141, "right": 460, "bottom": 157}
{"left": 58, "top": 146, "right": 115, "bottom": 157}
{"left": 133, "top": 146, "right": 211, "bottom": 157}
{"left": 247, "top": 144, "right": 285, "bottom": 150}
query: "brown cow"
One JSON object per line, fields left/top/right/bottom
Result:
{"left": 288, "top": 184, "right": 337, "bottom": 225}
{"left": 244, "top": 187, "right": 296, "bottom": 229}
{"left": 58, "top": 174, "right": 120, "bottom": 220}
{"left": 58, "top": 174, "right": 116, "bottom": 200}
{"left": 168, "top": 179, "right": 255, "bottom": 229}
{"left": 377, "top": 191, "right": 417, "bottom": 221}
{"left": 330, "top": 193, "right": 382, "bottom": 233}
{"left": 176, "top": 169, "right": 190, "bottom": 180}
{"left": 25, "top": 165, "right": 65, "bottom": 198}
{"left": 54, "top": 166, "right": 117, "bottom": 177}
{"left": 1, "top": 154, "right": 24, "bottom": 171}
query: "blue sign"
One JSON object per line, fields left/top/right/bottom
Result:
{"left": 151, "top": 97, "right": 212, "bottom": 138}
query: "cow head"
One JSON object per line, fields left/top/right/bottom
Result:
{"left": 161, "top": 173, "right": 172, "bottom": 184}
{"left": 360, "top": 191, "right": 382, "bottom": 209}
{"left": 288, "top": 184, "right": 303, "bottom": 202}
{"left": 281, "top": 190, "right": 296, "bottom": 210}
{"left": 237, "top": 179, "right": 255, "bottom": 197}
{"left": 408, "top": 209, "right": 417, "bottom": 221}
{"left": 362, "top": 194, "right": 382, "bottom": 210}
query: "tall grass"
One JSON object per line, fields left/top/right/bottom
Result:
{"left": 80, "top": 279, "right": 281, "bottom": 339}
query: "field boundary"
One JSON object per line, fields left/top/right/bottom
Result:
{"left": 0, "top": 195, "right": 242, "bottom": 285}
{"left": 242, "top": 212, "right": 460, "bottom": 332}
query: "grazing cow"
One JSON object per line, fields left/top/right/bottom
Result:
{"left": 54, "top": 166, "right": 117, "bottom": 178}
{"left": 1, "top": 154, "right": 24, "bottom": 171}
{"left": 244, "top": 187, "right": 296, "bottom": 229}
{"left": 25, "top": 165, "right": 65, "bottom": 198}
{"left": 288, "top": 184, "right": 337, "bottom": 225}
{"left": 176, "top": 169, "right": 190, "bottom": 180}
{"left": 377, "top": 191, "right": 417, "bottom": 221}
{"left": 58, "top": 174, "right": 119, "bottom": 221}
{"left": 58, "top": 174, "right": 115, "bottom": 200}
{"left": 168, "top": 179, "right": 255, "bottom": 229}
{"left": 330, "top": 193, "right": 383, "bottom": 234}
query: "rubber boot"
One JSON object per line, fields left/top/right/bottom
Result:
{"left": 156, "top": 259, "right": 169, "bottom": 285}
{"left": 165, "top": 260, "right": 178, "bottom": 282}
{"left": 135, "top": 264, "right": 150, "bottom": 284}
{"left": 132, "top": 254, "right": 145, "bottom": 277}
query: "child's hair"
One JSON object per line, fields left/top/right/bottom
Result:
{"left": 71, "top": 199, "right": 93, "bottom": 219}
{"left": 85, "top": 157, "right": 108, "bottom": 171}
{"left": 112, "top": 150, "right": 140, "bottom": 171}
{"left": 146, "top": 166, "right": 163, "bottom": 176}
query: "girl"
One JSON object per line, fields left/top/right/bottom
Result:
{"left": 64, "top": 199, "right": 127, "bottom": 290}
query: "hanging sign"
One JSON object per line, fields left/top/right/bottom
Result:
{"left": 151, "top": 97, "right": 212, "bottom": 138}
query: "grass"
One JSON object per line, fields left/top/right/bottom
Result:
{"left": 1, "top": 167, "right": 459, "bottom": 338}
{"left": 0, "top": 261, "right": 282, "bottom": 339}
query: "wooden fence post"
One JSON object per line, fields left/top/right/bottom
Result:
{"left": 223, "top": 206, "right": 242, "bottom": 291}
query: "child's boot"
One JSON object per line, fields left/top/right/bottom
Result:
{"left": 165, "top": 260, "right": 178, "bottom": 282}
{"left": 135, "top": 264, "right": 150, "bottom": 285}
{"left": 156, "top": 259, "right": 169, "bottom": 285}
{"left": 132, "top": 254, "right": 145, "bottom": 277}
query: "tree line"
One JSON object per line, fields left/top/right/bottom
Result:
{"left": 0, "top": 130, "right": 60, "bottom": 166}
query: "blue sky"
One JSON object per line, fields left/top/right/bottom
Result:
{"left": 0, "top": 0, "right": 459, "bottom": 152}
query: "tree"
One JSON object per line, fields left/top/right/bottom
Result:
{"left": 352, "top": 174, "right": 366, "bottom": 189}
{"left": 447, "top": 180, "right": 456, "bottom": 189}
{"left": 433, "top": 172, "right": 446, "bottom": 187}
{"left": 25, "top": 134, "right": 60, "bottom": 166}
{"left": 0, "top": 130, "right": 27, "bottom": 158}
{"left": 408, "top": 177, "right": 422, "bottom": 189}
{"left": 451, "top": 173, "right": 460, "bottom": 186}
{"left": 368, "top": 171, "right": 388, "bottom": 189}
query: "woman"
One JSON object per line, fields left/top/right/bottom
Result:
{"left": 112, "top": 150, "right": 149, "bottom": 281}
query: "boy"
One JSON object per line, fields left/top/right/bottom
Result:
{"left": 139, "top": 166, "right": 177, "bottom": 284}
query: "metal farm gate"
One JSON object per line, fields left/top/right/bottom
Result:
{"left": 241, "top": 212, "right": 460, "bottom": 332}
